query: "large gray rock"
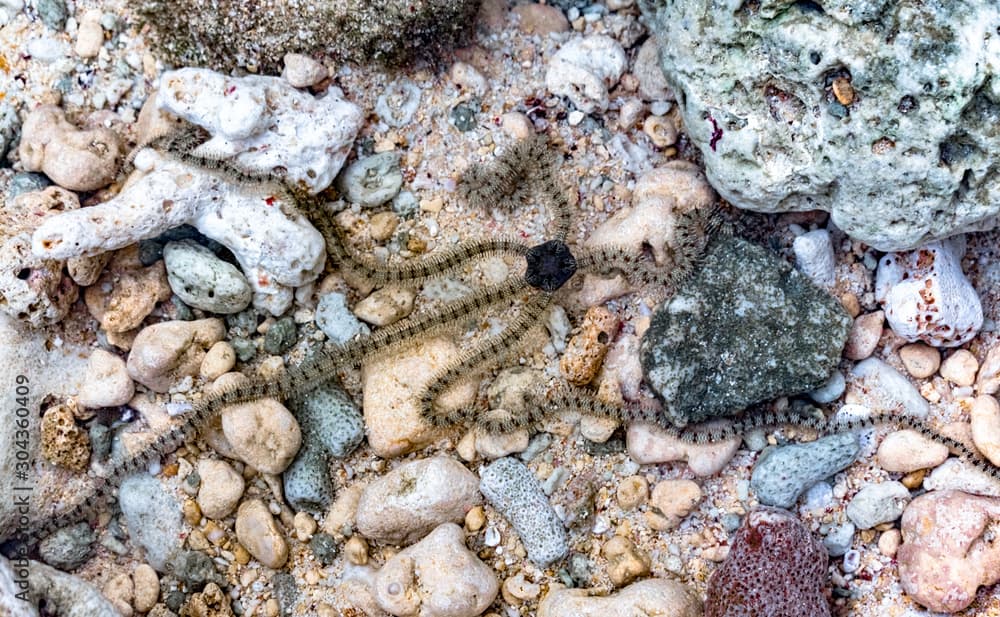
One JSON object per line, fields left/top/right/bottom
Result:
{"left": 638, "top": 0, "right": 1000, "bottom": 251}
{"left": 640, "top": 236, "right": 851, "bottom": 427}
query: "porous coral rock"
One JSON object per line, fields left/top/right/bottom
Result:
{"left": 84, "top": 244, "right": 172, "bottom": 334}
{"left": 898, "top": 490, "right": 1000, "bottom": 613}
{"left": 792, "top": 229, "right": 836, "bottom": 290}
{"left": 0, "top": 187, "right": 80, "bottom": 326}
{"left": 32, "top": 149, "right": 325, "bottom": 316}
{"left": 40, "top": 401, "right": 90, "bottom": 472}
{"left": 371, "top": 523, "right": 498, "bottom": 617}
{"left": 18, "top": 105, "right": 123, "bottom": 191}
{"left": 876, "top": 237, "right": 983, "bottom": 347}
{"left": 639, "top": 0, "right": 1000, "bottom": 251}
{"left": 706, "top": 507, "right": 830, "bottom": 617}
{"left": 480, "top": 457, "right": 568, "bottom": 567}
{"left": 157, "top": 68, "right": 362, "bottom": 194}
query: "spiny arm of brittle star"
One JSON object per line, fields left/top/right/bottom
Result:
{"left": 418, "top": 290, "right": 554, "bottom": 429}
{"left": 29, "top": 345, "right": 381, "bottom": 544}
{"left": 460, "top": 134, "right": 573, "bottom": 243}
{"left": 541, "top": 382, "right": 1000, "bottom": 482}
{"left": 324, "top": 276, "right": 535, "bottom": 369}
{"left": 298, "top": 194, "right": 533, "bottom": 287}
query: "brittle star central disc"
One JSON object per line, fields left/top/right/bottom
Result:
{"left": 525, "top": 239, "right": 577, "bottom": 292}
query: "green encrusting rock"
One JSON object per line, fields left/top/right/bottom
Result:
{"left": 640, "top": 235, "right": 851, "bottom": 427}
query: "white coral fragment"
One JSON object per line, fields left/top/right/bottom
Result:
{"left": 875, "top": 236, "right": 982, "bottom": 347}
{"left": 157, "top": 67, "right": 363, "bottom": 193}
{"left": 32, "top": 150, "right": 325, "bottom": 315}
{"left": 545, "top": 35, "right": 626, "bottom": 114}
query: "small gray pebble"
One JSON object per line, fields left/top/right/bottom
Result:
{"left": 88, "top": 423, "right": 111, "bottom": 462}
{"left": 263, "top": 317, "right": 297, "bottom": 355}
{"left": 845, "top": 481, "right": 911, "bottom": 530}
{"left": 230, "top": 337, "right": 256, "bottom": 362}
{"left": 315, "top": 292, "right": 369, "bottom": 344}
{"left": 164, "top": 590, "right": 186, "bottom": 611}
{"left": 6, "top": 172, "right": 50, "bottom": 201}
{"left": 272, "top": 572, "right": 298, "bottom": 614}
{"left": 567, "top": 552, "right": 592, "bottom": 587}
{"left": 519, "top": 433, "right": 552, "bottom": 462}
{"left": 34, "top": 0, "right": 67, "bottom": 30}
{"left": 168, "top": 550, "right": 219, "bottom": 590}
{"left": 450, "top": 103, "right": 477, "bottom": 131}
{"left": 391, "top": 190, "right": 419, "bottom": 218}
{"left": 119, "top": 475, "right": 183, "bottom": 571}
{"left": 309, "top": 533, "right": 339, "bottom": 565}
{"left": 38, "top": 522, "right": 94, "bottom": 570}
{"left": 823, "top": 522, "right": 855, "bottom": 557}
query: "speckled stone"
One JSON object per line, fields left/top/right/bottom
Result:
{"left": 38, "top": 522, "right": 95, "bottom": 571}
{"left": 283, "top": 382, "right": 364, "bottom": 512}
{"left": 641, "top": 236, "right": 851, "bottom": 426}
{"left": 751, "top": 433, "right": 859, "bottom": 508}
{"left": 480, "top": 457, "right": 568, "bottom": 567}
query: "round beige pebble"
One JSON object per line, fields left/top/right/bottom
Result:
{"left": 501, "top": 112, "right": 534, "bottom": 140}
{"left": 465, "top": 505, "right": 486, "bottom": 532}
{"left": 512, "top": 2, "right": 569, "bottom": 35}
{"left": 878, "top": 529, "right": 901, "bottom": 558}
{"left": 344, "top": 535, "right": 369, "bottom": 565}
{"left": 646, "top": 479, "right": 702, "bottom": 531}
{"left": 235, "top": 498, "right": 289, "bottom": 569}
{"left": 294, "top": 511, "right": 318, "bottom": 541}
{"left": 369, "top": 211, "right": 400, "bottom": 242}
{"left": 200, "top": 341, "right": 236, "bottom": 380}
{"left": 132, "top": 564, "right": 160, "bottom": 613}
{"left": 899, "top": 343, "right": 940, "bottom": 379}
{"left": 616, "top": 475, "right": 649, "bottom": 510}
{"left": 103, "top": 572, "right": 134, "bottom": 617}
{"left": 940, "top": 349, "right": 979, "bottom": 387}
{"left": 216, "top": 372, "right": 301, "bottom": 474}
{"left": 877, "top": 429, "right": 950, "bottom": 473}
{"left": 322, "top": 484, "right": 364, "bottom": 537}
{"left": 844, "top": 310, "right": 884, "bottom": 361}
{"left": 602, "top": 536, "right": 651, "bottom": 587}
{"left": 353, "top": 286, "right": 415, "bottom": 326}
{"left": 971, "top": 394, "right": 1000, "bottom": 466}
{"left": 197, "top": 459, "right": 245, "bottom": 519}
{"left": 282, "top": 52, "right": 327, "bottom": 88}
{"left": 78, "top": 348, "right": 134, "bottom": 408}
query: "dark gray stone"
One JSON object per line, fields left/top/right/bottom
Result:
{"left": 640, "top": 236, "right": 850, "bottom": 427}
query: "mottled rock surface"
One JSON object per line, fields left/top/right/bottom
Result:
{"left": 639, "top": 1, "right": 1000, "bottom": 250}
{"left": 641, "top": 236, "right": 850, "bottom": 426}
